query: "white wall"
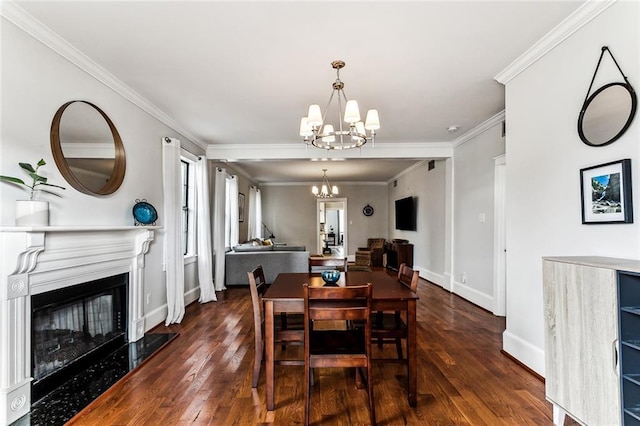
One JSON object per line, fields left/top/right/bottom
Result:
{"left": 388, "top": 161, "right": 448, "bottom": 286}
{"left": 503, "top": 1, "right": 639, "bottom": 375}
{"left": 261, "top": 184, "right": 388, "bottom": 256}
{"left": 452, "top": 123, "right": 505, "bottom": 310}
{"left": 1, "top": 18, "right": 205, "bottom": 330}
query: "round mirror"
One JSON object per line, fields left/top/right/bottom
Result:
{"left": 50, "top": 101, "right": 126, "bottom": 196}
{"left": 578, "top": 82, "right": 637, "bottom": 147}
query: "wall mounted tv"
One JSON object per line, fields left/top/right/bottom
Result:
{"left": 395, "top": 196, "right": 416, "bottom": 231}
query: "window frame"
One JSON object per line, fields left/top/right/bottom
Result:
{"left": 180, "top": 153, "right": 197, "bottom": 263}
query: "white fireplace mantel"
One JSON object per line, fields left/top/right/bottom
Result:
{"left": 0, "top": 226, "right": 159, "bottom": 425}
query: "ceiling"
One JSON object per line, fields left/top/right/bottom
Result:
{"left": 12, "top": 0, "right": 584, "bottom": 183}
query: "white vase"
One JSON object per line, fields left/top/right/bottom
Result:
{"left": 15, "top": 200, "right": 49, "bottom": 226}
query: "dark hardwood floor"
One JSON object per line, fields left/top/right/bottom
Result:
{"left": 68, "top": 271, "right": 556, "bottom": 425}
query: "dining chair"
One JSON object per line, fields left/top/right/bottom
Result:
{"left": 308, "top": 255, "right": 348, "bottom": 274}
{"left": 247, "top": 265, "right": 304, "bottom": 388}
{"left": 303, "top": 283, "right": 375, "bottom": 426}
{"left": 371, "top": 263, "right": 419, "bottom": 360}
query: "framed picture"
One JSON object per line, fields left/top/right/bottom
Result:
{"left": 580, "top": 159, "right": 633, "bottom": 224}
{"left": 238, "top": 192, "right": 245, "bottom": 222}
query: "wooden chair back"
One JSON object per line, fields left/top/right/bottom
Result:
{"left": 397, "top": 263, "right": 419, "bottom": 292}
{"left": 308, "top": 256, "right": 347, "bottom": 273}
{"left": 247, "top": 265, "right": 304, "bottom": 388}
{"left": 247, "top": 265, "right": 268, "bottom": 347}
{"left": 303, "top": 283, "right": 375, "bottom": 425}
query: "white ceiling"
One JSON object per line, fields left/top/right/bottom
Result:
{"left": 12, "top": 0, "right": 584, "bottom": 183}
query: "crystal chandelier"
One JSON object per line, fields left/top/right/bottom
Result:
{"left": 312, "top": 169, "right": 339, "bottom": 198}
{"left": 299, "top": 60, "right": 380, "bottom": 150}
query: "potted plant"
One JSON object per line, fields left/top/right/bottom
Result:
{"left": 0, "top": 159, "right": 66, "bottom": 226}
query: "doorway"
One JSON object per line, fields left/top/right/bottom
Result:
{"left": 317, "top": 198, "right": 347, "bottom": 256}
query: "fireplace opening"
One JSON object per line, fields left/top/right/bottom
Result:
{"left": 31, "top": 273, "right": 128, "bottom": 402}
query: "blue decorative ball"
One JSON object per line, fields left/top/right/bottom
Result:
{"left": 321, "top": 270, "right": 341, "bottom": 284}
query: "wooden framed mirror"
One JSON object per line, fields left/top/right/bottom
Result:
{"left": 50, "top": 101, "right": 126, "bottom": 196}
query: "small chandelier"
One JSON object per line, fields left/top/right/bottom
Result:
{"left": 312, "top": 169, "right": 339, "bottom": 198}
{"left": 299, "top": 60, "right": 380, "bottom": 150}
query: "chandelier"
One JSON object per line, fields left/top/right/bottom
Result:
{"left": 299, "top": 60, "right": 380, "bottom": 150}
{"left": 312, "top": 169, "right": 339, "bottom": 198}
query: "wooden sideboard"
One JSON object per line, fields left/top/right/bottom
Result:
{"left": 384, "top": 241, "right": 413, "bottom": 271}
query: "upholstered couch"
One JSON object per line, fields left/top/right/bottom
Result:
{"left": 225, "top": 244, "right": 309, "bottom": 285}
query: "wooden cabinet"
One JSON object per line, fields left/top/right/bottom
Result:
{"left": 618, "top": 271, "right": 640, "bottom": 425}
{"left": 385, "top": 242, "right": 413, "bottom": 271}
{"left": 543, "top": 256, "right": 640, "bottom": 426}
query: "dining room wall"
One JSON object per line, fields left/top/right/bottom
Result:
{"left": 1, "top": 17, "right": 205, "bottom": 330}
{"left": 501, "top": 0, "right": 639, "bottom": 375}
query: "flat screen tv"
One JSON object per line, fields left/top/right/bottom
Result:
{"left": 395, "top": 196, "right": 416, "bottom": 231}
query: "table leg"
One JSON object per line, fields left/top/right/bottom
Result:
{"left": 407, "top": 300, "right": 417, "bottom": 407}
{"left": 265, "top": 300, "right": 275, "bottom": 411}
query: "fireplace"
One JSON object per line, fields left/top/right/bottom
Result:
{"left": 31, "top": 273, "right": 128, "bottom": 402}
{"left": 0, "top": 227, "right": 156, "bottom": 425}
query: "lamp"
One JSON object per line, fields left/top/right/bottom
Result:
{"left": 312, "top": 169, "right": 339, "bottom": 198}
{"left": 262, "top": 222, "right": 275, "bottom": 239}
{"left": 300, "top": 60, "right": 380, "bottom": 150}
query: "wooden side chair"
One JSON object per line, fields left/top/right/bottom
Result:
{"left": 303, "top": 283, "right": 375, "bottom": 426}
{"left": 308, "top": 255, "right": 347, "bottom": 274}
{"left": 247, "top": 265, "right": 304, "bottom": 388}
{"left": 371, "top": 263, "right": 419, "bottom": 361}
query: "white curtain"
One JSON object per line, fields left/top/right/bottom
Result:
{"left": 227, "top": 175, "right": 239, "bottom": 247}
{"left": 248, "top": 186, "right": 262, "bottom": 240}
{"left": 213, "top": 167, "right": 228, "bottom": 291}
{"left": 195, "top": 156, "right": 217, "bottom": 303}
{"left": 162, "top": 137, "right": 185, "bottom": 325}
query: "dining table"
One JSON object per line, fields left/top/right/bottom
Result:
{"left": 262, "top": 270, "right": 418, "bottom": 411}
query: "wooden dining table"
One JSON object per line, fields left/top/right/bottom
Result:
{"left": 262, "top": 270, "right": 418, "bottom": 411}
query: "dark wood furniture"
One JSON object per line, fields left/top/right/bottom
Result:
{"left": 247, "top": 266, "right": 303, "bottom": 388}
{"left": 263, "top": 271, "right": 418, "bottom": 411}
{"left": 308, "top": 255, "right": 347, "bottom": 273}
{"left": 385, "top": 241, "right": 414, "bottom": 270}
{"left": 303, "top": 283, "right": 375, "bottom": 426}
{"left": 371, "top": 263, "right": 419, "bottom": 361}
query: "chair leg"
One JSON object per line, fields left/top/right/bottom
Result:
{"left": 305, "top": 362, "right": 311, "bottom": 426}
{"left": 355, "top": 367, "right": 363, "bottom": 389}
{"left": 252, "top": 341, "right": 263, "bottom": 388}
{"left": 367, "top": 362, "right": 376, "bottom": 425}
{"left": 395, "top": 338, "right": 404, "bottom": 360}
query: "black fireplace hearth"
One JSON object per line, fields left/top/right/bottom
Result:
{"left": 31, "top": 274, "right": 128, "bottom": 403}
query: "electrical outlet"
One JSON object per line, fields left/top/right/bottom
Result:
{"left": 146, "top": 293, "right": 151, "bottom": 305}
{"left": 461, "top": 273, "right": 467, "bottom": 284}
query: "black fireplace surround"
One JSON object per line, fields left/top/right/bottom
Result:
{"left": 31, "top": 273, "right": 128, "bottom": 403}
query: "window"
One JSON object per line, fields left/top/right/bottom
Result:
{"left": 181, "top": 157, "right": 196, "bottom": 257}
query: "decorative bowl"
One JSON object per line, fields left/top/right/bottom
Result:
{"left": 321, "top": 270, "right": 341, "bottom": 284}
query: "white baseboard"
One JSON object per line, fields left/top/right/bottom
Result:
{"left": 184, "top": 287, "right": 200, "bottom": 305}
{"left": 415, "top": 266, "right": 445, "bottom": 288}
{"left": 451, "top": 280, "right": 493, "bottom": 312}
{"left": 502, "top": 329, "right": 545, "bottom": 377}
{"left": 144, "top": 287, "right": 202, "bottom": 332}
{"left": 144, "top": 304, "right": 168, "bottom": 332}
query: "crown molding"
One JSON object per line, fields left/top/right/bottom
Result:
{"left": 1, "top": 1, "right": 207, "bottom": 150}
{"left": 452, "top": 111, "right": 505, "bottom": 148}
{"left": 260, "top": 181, "right": 388, "bottom": 187}
{"left": 388, "top": 160, "right": 429, "bottom": 184}
{"left": 494, "top": 0, "right": 617, "bottom": 84}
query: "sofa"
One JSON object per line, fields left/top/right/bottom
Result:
{"left": 225, "top": 243, "right": 309, "bottom": 285}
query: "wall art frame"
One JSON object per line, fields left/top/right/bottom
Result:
{"left": 238, "top": 192, "right": 245, "bottom": 222}
{"left": 580, "top": 158, "right": 633, "bottom": 224}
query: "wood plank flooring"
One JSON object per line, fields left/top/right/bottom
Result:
{"left": 68, "top": 273, "right": 558, "bottom": 425}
